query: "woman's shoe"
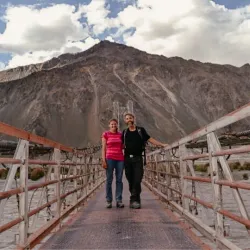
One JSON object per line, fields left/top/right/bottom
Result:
{"left": 106, "top": 201, "right": 112, "bottom": 208}
{"left": 116, "top": 201, "right": 125, "bottom": 208}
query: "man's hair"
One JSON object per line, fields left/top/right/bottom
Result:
{"left": 109, "top": 118, "right": 118, "bottom": 124}
{"left": 124, "top": 113, "right": 135, "bottom": 118}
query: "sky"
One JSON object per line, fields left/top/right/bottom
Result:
{"left": 0, "top": 0, "right": 250, "bottom": 70}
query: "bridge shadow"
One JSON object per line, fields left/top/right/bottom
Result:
{"left": 40, "top": 177, "right": 208, "bottom": 249}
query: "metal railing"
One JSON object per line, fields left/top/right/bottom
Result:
{"left": 144, "top": 102, "right": 250, "bottom": 250}
{"left": 0, "top": 122, "right": 105, "bottom": 249}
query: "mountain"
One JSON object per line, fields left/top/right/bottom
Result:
{"left": 0, "top": 40, "right": 250, "bottom": 147}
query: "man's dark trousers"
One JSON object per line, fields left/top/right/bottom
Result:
{"left": 124, "top": 155, "right": 144, "bottom": 203}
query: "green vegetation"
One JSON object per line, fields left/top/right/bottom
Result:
{"left": 30, "top": 168, "right": 45, "bottom": 181}
{"left": 0, "top": 168, "right": 9, "bottom": 179}
{"left": 194, "top": 162, "right": 250, "bottom": 173}
{"left": 0, "top": 167, "right": 45, "bottom": 181}
{"left": 229, "top": 162, "right": 241, "bottom": 171}
{"left": 229, "top": 162, "right": 250, "bottom": 171}
{"left": 194, "top": 163, "right": 209, "bottom": 172}
{"left": 243, "top": 173, "right": 249, "bottom": 180}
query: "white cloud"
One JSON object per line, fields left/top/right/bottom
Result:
{"left": 1, "top": 0, "right": 250, "bottom": 69}
{"left": 111, "top": 0, "right": 135, "bottom": 4}
{"left": 115, "top": 0, "right": 250, "bottom": 66}
{"left": 0, "top": 62, "right": 5, "bottom": 71}
{"left": 0, "top": 4, "right": 88, "bottom": 54}
{"left": 0, "top": 4, "right": 101, "bottom": 68}
{"left": 7, "top": 36, "right": 100, "bottom": 69}
{"left": 79, "top": 0, "right": 119, "bottom": 35}
{"left": 105, "top": 35, "right": 114, "bottom": 42}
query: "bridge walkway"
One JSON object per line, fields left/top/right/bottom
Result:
{"left": 41, "top": 179, "right": 209, "bottom": 249}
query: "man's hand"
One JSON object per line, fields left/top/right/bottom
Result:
{"left": 102, "top": 159, "right": 107, "bottom": 169}
{"left": 148, "top": 138, "right": 168, "bottom": 148}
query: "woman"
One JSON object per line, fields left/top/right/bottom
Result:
{"left": 102, "top": 119, "right": 124, "bottom": 208}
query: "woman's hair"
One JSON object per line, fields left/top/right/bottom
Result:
{"left": 109, "top": 118, "right": 118, "bottom": 132}
{"left": 109, "top": 118, "right": 118, "bottom": 124}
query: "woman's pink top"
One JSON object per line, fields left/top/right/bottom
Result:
{"left": 102, "top": 131, "right": 124, "bottom": 161}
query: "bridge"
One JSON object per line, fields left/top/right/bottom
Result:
{"left": 0, "top": 102, "right": 250, "bottom": 249}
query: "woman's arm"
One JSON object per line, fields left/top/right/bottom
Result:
{"left": 101, "top": 137, "right": 107, "bottom": 168}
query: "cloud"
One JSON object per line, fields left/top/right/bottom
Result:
{"left": 105, "top": 35, "right": 115, "bottom": 42}
{"left": 0, "top": 4, "right": 101, "bottom": 68}
{"left": 7, "top": 36, "right": 100, "bottom": 69}
{"left": 79, "top": 0, "right": 119, "bottom": 35}
{"left": 0, "top": 4, "right": 88, "bottom": 54}
{"left": 115, "top": 0, "right": 250, "bottom": 66}
{"left": 111, "top": 0, "right": 135, "bottom": 4}
{"left": 0, "top": 61, "right": 5, "bottom": 70}
{"left": 1, "top": 0, "right": 250, "bottom": 69}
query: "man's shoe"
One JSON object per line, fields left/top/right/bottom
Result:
{"left": 116, "top": 201, "right": 125, "bottom": 208}
{"left": 131, "top": 201, "right": 141, "bottom": 209}
{"left": 106, "top": 201, "right": 112, "bottom": 208}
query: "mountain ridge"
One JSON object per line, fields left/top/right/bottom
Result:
{"left": 0, "top": 41, "right": 249, "bottom": 147}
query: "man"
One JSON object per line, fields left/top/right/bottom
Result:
{"left": 122, "top": 113, "right": 167, "bottom": 209}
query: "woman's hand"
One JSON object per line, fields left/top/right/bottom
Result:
{"left": 102, "top": 159, "right": 107, "bottom": 169}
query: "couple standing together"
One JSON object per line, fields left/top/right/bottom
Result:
{"left": 102, "top": 113, "right": 167, "bottom": 209}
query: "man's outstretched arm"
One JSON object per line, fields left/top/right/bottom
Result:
{"left": 148, "top": 137, "right": 168, "bottom": 147}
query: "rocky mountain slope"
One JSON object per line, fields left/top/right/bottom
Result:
{"left": 0, "top": 41, "right": 250, "bottom": 147}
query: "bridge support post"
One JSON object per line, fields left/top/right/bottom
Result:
{"left": 82, "top": 156, "right": 86, "bottom": 195}
{"left": 207, "top": 133, "right": 224, "bottom": 246}
{"left": 179, "top": 144, "right": 188, "bottom": 210}
{"left": 19, "top": 140, "right": 29, "bottom": 248}
{"left": 165, "top": 154, "right": 172, "bottom": 201}
{"left": 0, "top": 139, "right": 27, "bottom": 219}
{"left": 53, "top": 149, "right": 61, "bottom": 224}
{"left": 85, "top": 156, "right": 90, "bottom": 195}
{"left": 72, "top": 153, "right": 78, "bottom": 209}
{"left": 208, "top": 132, "right": 250, "bottom": 234}
{"left": 155, "top": 154, "right": 159, "bottom": 190}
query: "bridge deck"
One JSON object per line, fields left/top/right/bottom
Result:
{"left": 41, "top": 180, "right": 209, "bottom": 249}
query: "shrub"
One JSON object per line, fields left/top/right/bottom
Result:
{"left": 239, "top": 166, "right": 245, "bottom": 171}
{"left": 194, "top": 164, "right": 208, "bottom": 172}
{"left": 0, "top": 168, "right": 9, "bottom": 179}
{"left": 30, "top": 168, "right": 45, "bottom": 181}
{"left": 243, "top": 162, "right": 250, "bottom": 171}
{"left": 229, "top": 162, "right": 240, "bottom": 171}
{"left": 243, "top": 173, "right": 249, "bottom": 180}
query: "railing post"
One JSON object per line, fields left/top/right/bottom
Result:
{"left": 53, "top": 148, "right": 61, "bottom": 223}
{"left": 179, "top": 144, "right": 188, "bottom": 210}
{"left": 166, "top": 155, "right": 172, "bottom": 201}
{"left": 207, "top": 133, "right": 224, "bottom": 245}
{"left": 155, "top": 154, "right": 159, "bottom": 189}
{"left": 80, "top": 156, "right": 86, "bottom": 194}
{"left": 0, "top": 139, "right": 28, "bottom": 219}
{"left": 208, "top": 132, "right": 250, "bottom": 233}
{"left": 19, "top": 140, "right": 29, "bottom": 248}
{"left": 85, "top": 156, "right": 89, "bottom": 195}
{"left": 72, "top": 152, "right": 78, "bottom": 207}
